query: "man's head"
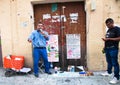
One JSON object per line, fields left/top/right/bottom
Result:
{"left": 37, "top": 22, "right": 44, "bottom": 30}
{"left": 105, "top": 18, "right": 114, "bottom": 29}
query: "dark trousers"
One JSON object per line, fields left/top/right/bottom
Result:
{"left": 105, "top": 47, "right": 119, "bottom": 80}
{"left": 33, "top": 48, "right": 50, "bottom": 74}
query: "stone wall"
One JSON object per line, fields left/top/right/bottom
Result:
{"left": 0, "top": 0, "right": 120, "bottom": 70}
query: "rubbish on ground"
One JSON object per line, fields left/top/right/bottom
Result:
{"left": 79, "top": 71, "right": 86, "bottom": 74}
{"left": 67, "top": 65, "right": 75, "bottom": 72}
{"left": 54, "top": 67, "right": 58, "bottom": 73}
{"left": 86, "top": 71, "right": 94, "bottom": 76}
{"left": 67, "top": 66, "right": 71, "bottom": 71}
{"left": 79, "top": 71, "right": 94, "bottom": 76}
{"left": 79, "top": 71, "right": 87, "bottom": 76}
{"left": 20, "top": 67, "right": 31, "bottom": 73}
{"left": 70, "top": 66, "right": 75, "bottom": 72}
{"left": 59, "top": 71, "right": 64, "bottom": 73}
{"left": 76, "top": 66, "right": 85, "bottom": 71}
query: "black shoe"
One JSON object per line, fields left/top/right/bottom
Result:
{"left": 45, "top": 71, "right": 52, "bottom": 75}
{"left": 34, "top": 74, "right": 39, "bottom": 77}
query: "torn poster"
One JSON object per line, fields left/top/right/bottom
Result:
{"left": 70, "top": 13, "right": 78, "bottom": 23}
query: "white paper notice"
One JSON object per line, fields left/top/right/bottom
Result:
{"left": 66, "top": 34, "right": 81, "bottom": 59}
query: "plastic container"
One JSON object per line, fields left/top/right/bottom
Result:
{"left": 70, "top": 66, "right": 75, "bottom": 72}
{"left": 3, "top": 55, "right": 12, "bottom": 68}
{"left": 54, "top": 67, "right": 58, "bottom": 73}
{"left": 79, "top": 71, "right": 86, "bottom": 74}
{"left": 4, "top": 55, "right": 24, "bottom": 70}
{"left": 79, "top": 71, "right": 87, "bottom": 76}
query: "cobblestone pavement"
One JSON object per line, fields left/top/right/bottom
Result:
{"left": 0, "top": 67, "right": 120, "bottom": 85}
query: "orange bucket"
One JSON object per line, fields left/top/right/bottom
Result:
{"left": 4, "top": 55, "right": 24, "bottom": 70}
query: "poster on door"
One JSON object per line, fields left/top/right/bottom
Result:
{"left": 46, "top": 35, "right": 59, "bottom": 62}
{"left": 66, "top": 34, "right": 81, "bottom": 59}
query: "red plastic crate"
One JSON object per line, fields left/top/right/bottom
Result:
{"left": 4, "top": 55, "right": 24, "bottom": 70}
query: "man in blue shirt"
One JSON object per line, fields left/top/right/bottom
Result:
{"left": 28, "top": 22, "right": 51, "bottom": 77}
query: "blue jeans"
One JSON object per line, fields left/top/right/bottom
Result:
{"left": 105, "top": 47, "right": 119, "bottom": 80}
{"left": 33, "top": 48, "right": 50, "bottom": 74}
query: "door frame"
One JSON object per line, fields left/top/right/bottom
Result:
{"left": 32, "top": 0, "right": 87, "bottom": 70}
{"left": 0, "top": 35, "right": 3, "bottom": 67}
{"left": 31, "top": 0, "right": 84, "bottom": 4}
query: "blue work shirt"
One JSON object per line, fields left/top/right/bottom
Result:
{"left": 28, "top": 30, "right": 49, "bottom": 48}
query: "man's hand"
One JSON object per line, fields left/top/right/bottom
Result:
{"left": 28, "top": 39, "right": 32, "bottom": 43}
{"left": 102, "top": 38, "right": 106, "bottom": 41}
{"left": 40, "top": 30, "right": 48, "bottom": 38}
{"left": 102, "top": 38, "right": 110, "bottom": 41}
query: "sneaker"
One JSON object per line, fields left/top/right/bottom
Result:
{"left": 45, "top": 71, "right": 52, "bottom": 75}
{"left": 109, "top": 77, "right": 118, "bottom": 84}
{"left": 101, "top": 71, "right": 112, "bottom": 76}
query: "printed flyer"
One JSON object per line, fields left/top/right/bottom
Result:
{"left": 66, "top": 34, "right": 81, "bottom": 59}
{"left": 47, "top": 35, "right": 59, "bottom": 62}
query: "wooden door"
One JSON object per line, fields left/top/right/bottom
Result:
{"left": 34, "top": 1, "right": 86, "bottom": 70}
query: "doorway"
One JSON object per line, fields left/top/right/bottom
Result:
{"left": 33, "top": 1, "right": 86, "bottom": 70}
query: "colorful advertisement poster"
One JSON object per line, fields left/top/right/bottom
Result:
{"left": 66, "top": 34, "right": 81, "bottom": 59}
{"left": 46, "top": 35, "right": 59, "bottom": 62}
